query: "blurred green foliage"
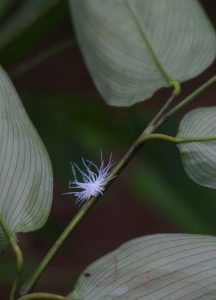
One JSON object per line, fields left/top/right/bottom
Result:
{"left": 0, "top": 0, "right": 215, "bottom": 296}
{"left": 0, "top": 0, "right": 68, "bottom": 67}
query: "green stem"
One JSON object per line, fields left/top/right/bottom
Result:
{"left": 151, "top": 75, "right": 216, "bottom": 131}
{"left": 17, "top": 293, "right": 65, "bottom": 300}
{"left": 21, "top": 121, "right": 166, "bottom": 296}
{"left": 10, "top": 39, "right": 75, "bottom": 79}
{"left": 147, "top": 84, "right": 180, "bottom": 128}
{"left": 21, "top": 75, "right": 216, "bottom": 295}
{"left": 20, "top": 194, "right": 99, "bottom": 295}
{"left": 0, "top": 218, "right": 23, "bottom": 300}
{"left": 138, "top": 133, "right": 216, "bottom": 145}
{"left": 176, "top": 136, "right": 216, "bottom": 144}
{"left": 124, "top": 0, "right": 172, "bottom": 85}
{"left": 166, "top": 75, "right": 216, "bottom": 118}
{"left": 21, "top": 132, "right": 216, "bottom": 295}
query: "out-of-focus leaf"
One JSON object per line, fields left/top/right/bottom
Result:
{"left": 0, "top": 0, "right": 14, "bottom": 19}
{"left": 70, "top": 0, "right": 216, "bottom": 106}
{"left": 132, "top": 163, "right": 212, "bottom": 233}
{"left": 177, "top": 107, "right": 216, "bottom": 189}
{"left": 0, "top": 0, "right": 67, "bottom": 66}
{"left": 0, "top": 66, "right": 53, "bottom": 250}
{"left": 67, "top": 234, "right": 216, "bottom": 300}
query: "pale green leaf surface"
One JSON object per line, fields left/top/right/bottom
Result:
{"left": 0, "top": 66, "right": 53, "bottom": 250}
{"left": 177, "top": 107, "right": 216, "bottom": 189}
{"left": 70, "top": 0, "right": 216, "bottom": 106}
{"left": 67, "top": 234, "right": 216, "bottom": 300}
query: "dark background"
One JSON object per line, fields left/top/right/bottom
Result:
{"left": 0, "top": 0, "right": 216, "bottom": 298}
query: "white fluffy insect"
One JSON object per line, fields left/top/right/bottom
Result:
{"left": 67, "top": 154, "right": 114, "bottom": 205}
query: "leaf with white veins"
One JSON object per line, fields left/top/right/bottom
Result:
{"left": 67, "top": 234, "right": 216, "bottom": 300}
{"left": 70, "top": 0, "right": 216, "bottom": 106}
{"left": 177, "top": 107, "right": 216, "bottom": 189}
{"left": 0, "top": 66, "right": 53, "bottom": 250}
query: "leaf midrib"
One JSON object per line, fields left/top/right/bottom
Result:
{"left": 124, "top": 0, "right": 172, "bottom": 85}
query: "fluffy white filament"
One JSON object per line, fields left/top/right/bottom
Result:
{"left": 68, "top": 154, "right": 114, "bottom": 205}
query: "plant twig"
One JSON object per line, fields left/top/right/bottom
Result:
{"left": 166, "top": 75, "right": 216, "bottom": 118}
{"left": 147, "top": 81, "right": 181, "bottom": 128}
{"left": 138, "top": 133, "right": 216, "bottom": 145}
{"left": 149, "top": 75, "right": 216, "bottom": 132}
{"left": 19, "top": 114, "right": 163, "bottom": 296}
{"left": 20, "top": 75, "right": 216, "bottom": 295}
{"left": 0, "top": 218, "right": 23, "bottom": 300}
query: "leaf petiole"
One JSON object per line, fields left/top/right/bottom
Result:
{"left": 0, "top": 218, "right": 23, "bottom": 300}
{"left": 166, "top": 75, "right": 216, "bottom": 118}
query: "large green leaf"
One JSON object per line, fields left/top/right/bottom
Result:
{"left": 177, "top": 107, "right": 216, "bottom": 189}
{"left": 70, "top": 0, "right": 216, "bottom": 106}
{"left": 67, "top": 234, "right": 216, "bottom": 300}
{"left": 0, "top": 66, "right": 53, "bottom": 250}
